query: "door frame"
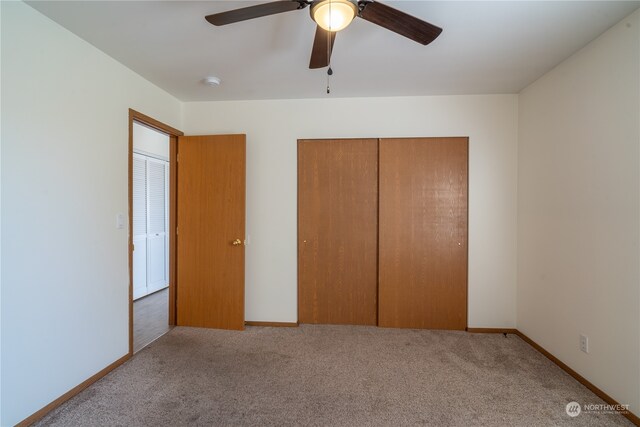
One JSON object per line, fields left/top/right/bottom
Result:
{"left": 128, "top": 109, "right": 183, "bottom": 355}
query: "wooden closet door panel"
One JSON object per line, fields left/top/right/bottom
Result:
{"left": 298, "top": 139, "right": 378, "bottom": 325}
{"left": 378, "top": 137, "right": 468, "bottom": 330}
{"left": 177, "top": 134, "right": 245, "bottom": 330}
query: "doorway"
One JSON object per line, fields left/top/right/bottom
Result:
{"left": 128, "top": 110, "right": 182, "bottom": 355}
{"left": 128, "top": 111, "right": 246, "bottom": 354}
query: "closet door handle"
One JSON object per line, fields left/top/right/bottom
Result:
{"left": 232, "top": 239, "right": 242, "bottom": 246}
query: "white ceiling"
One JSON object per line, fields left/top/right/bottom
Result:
{"left": 27, "top": 1, "right": 639, "bottom": 101}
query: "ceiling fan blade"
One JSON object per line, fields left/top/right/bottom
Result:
{"left": 358, "top": 1, "right": 442, "bottom": 45}
{"left": 309, "top": 25, "right": 336, "bottom": 69}
{"left": 205, "top": 1, "right": 306, "bottom": 26}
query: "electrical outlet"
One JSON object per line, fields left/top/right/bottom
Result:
{"left": 580, "top": 334, "right": 589, "bottom": 354}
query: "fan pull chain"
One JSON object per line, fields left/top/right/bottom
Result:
{"left": 327, "top": 0, "right": 332, "bottom": 94}
{"left": 327, "top": 2, "right": 332, "bottom": 95}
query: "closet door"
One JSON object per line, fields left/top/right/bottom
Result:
{"left": 298, "top": 139, "right": 378, "bottom": 325}
{"left": 378, "top": 137, "right": 468, "bottom": 330}
{"left": 146, "top": 157, "right": 168, "bottom": 294}
{"left": 132, "top": 154, "right": 148, "bottom": 300}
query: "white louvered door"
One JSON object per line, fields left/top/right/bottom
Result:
{"left": 133, "top": 153, "right": 169, "bottom": 300}
{"left": 146, "top": 158, "right": 168, "bottom": 294}
{"left": 133, "top": 154, "right": 148, "bottom": 299}
{"left": 165, "top": 162, "right": 170, "bottom": 283}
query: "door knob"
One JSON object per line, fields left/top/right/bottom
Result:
{"left": 232, "top": 239, "right": 242, "bottom": 246}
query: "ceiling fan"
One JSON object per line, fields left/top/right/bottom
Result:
{"left": 205, "top": 0, "right": 442, "bottom": 69}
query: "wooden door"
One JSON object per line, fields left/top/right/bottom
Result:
{"left": 298, "top": 139, "right": 378, "bottom": 325}
{"left": 378, "top": 137, "right": 468, "bottom": 330}
{"left": 177, "top": 135, "right": 246, "bottom": 330}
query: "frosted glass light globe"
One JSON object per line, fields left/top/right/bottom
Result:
{"left": 311, "top": 0, "right": 357, "bottom": 32}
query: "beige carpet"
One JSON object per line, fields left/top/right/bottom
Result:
{"left": 36, "top": 325, "right": 632, "bottom": 426}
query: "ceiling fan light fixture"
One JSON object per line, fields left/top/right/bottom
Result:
{"left": 311, "top": 0, "right": 358, "bottom": 32}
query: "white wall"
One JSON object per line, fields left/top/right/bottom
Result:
{"left": 518, "top": 8, "right": 640, "bottom": 415}
{"left": 184, "top": 94, "right": 519, "bottom": 327}
{"left": 133, "top": 122, "right": 169, "bottom": 160}
{"left": 0, "top": 2, "right": 182, "bottom": 425}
